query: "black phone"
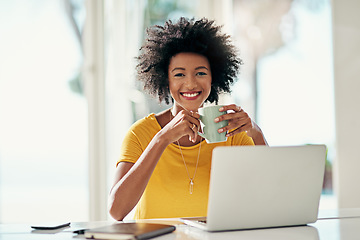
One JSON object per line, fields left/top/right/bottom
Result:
{"left": 31, "top": 222, "right": 71, "bottom": 230}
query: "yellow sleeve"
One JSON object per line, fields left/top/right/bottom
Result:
{"left": 117, "top": 129, "right": 143, "bottom": 166}
{"left": 116, "top": 114, "right": 160, "bottom": 166}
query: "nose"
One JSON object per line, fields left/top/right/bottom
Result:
{"left": 184, "top": 75, "right": 197, "bottom": 90}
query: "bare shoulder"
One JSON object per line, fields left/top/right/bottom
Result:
{"left": 155, "top": 108, "right": 171, "bottom": 128}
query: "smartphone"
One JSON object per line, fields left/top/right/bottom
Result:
{"left": 31, "top": 222, "right": 71, "bottom": 230}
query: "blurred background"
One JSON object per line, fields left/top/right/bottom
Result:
{"left": 1, "top": 0, "right": 358, "bottom": 223}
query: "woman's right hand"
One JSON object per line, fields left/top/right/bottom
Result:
{"left": 161, "top": 110, "right": 201, "bottom": 144}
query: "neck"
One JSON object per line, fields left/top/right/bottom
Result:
{"left": 171, "top": 103, "right": 204, "bottom": 116}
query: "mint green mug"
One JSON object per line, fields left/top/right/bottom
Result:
{"left": 198, "top": 105, "right": 228, "bottom": 143}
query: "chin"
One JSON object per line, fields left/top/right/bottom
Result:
{"left": 185, "top": 102, "right": 205, "bottom": 111}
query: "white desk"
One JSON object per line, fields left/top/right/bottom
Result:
{"left": 1, "top": 209, "right": 360, "bottom": 240}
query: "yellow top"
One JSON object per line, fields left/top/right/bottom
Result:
{"left": 118, "top": 113, "right": 254, "bottom": 219}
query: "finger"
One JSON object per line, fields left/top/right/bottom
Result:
{"left": 215, "top": 105, "right": 242, "bottom": 122}
{"left": 225, "top": 127, "right": 243, "bottom": 137}
{"left": 187, "top": 113, "right": 201, "bottom": 130}
{"left": 224, "top": 122, "right": 252, "bottom": 137}
{"left": 187, "top": 122, "right": 198, "bottom": 143}
{"left": 192, "top": 126, "right": 198, "bottom": 143}
{"left": 189, "top": 110, "right": 200, "bottom": 119}
{"left": 177, "top": 110, "right": 200, "bottom": 127}
{"left": 215, "top": 109, "right": 248, "bottom": 123}
{"left": 218, "top": 118, "right": 252, "bottom": 134}
{"left": 181, "top": 111, "right": 200, "bottom": 142}
{"left": 215, "top": 111, "right": 239, "bottom": 123}
{"left": 219, "top": 104, "right": 242, "bottom": 113}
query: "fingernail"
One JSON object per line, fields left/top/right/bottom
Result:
{"left": 219, "top": 107, "right": 224, "bottom": 111}
{"left": 214, "top": 118, "right": 219, "bottom": 122}
{"left": 218, "top": 128, "right": 223, "bottom": 133}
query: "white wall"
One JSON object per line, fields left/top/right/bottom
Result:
{"left": 333, "top": 0, "right": 360, "bottom": 208}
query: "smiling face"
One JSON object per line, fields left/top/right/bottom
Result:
{"left": 168, "top": 52, "right": 212, "bottom": 112}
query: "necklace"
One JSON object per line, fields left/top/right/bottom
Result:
{"left": 177, "top": 139, "right": 202, "bottom": 194}
{"left": 170, "top": 110, "right": 202, "bottom": 194}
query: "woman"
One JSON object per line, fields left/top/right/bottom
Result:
{"left": 109, "top": 17, "right": 267, "bottom": 221}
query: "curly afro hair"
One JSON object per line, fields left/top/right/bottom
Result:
{"left": 136, "top": 17, "right": 242, "bottom": 104}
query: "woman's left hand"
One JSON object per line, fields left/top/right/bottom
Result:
{"left": 214, "top": 104, "right": 268, "bottom": 145}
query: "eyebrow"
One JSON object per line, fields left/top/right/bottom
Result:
{"left": 171, "top": 66, "right": 209, "bottom": 72}
{"left": 195, "top": 66, "right": 209, "bottom": 71}
{"left": 171, "top": 67, "right": 185, "bottom": 72}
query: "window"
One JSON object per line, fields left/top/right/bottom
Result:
{"left": 0, "top": 0, "right": 88, "bottom": 223}
{"left": 231, "top": 0, "right": 335, "bottom": 208}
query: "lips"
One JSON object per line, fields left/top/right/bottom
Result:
{"left": 180, "top": 91, "right": 201, "bottom": 100}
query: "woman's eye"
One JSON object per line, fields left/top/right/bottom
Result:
{"left": 197, "top": 72, "right": 207, "bottom": 76}
{"left": 174, "top": 73, "right": 185, "bottom": 77}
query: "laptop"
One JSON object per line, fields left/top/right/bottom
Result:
{"left": 182, "top": 145, "right": 326, "bottom": 231}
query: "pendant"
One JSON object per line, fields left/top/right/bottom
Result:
{"left": 189, "top": 179, "right": 194, "bottom": 194}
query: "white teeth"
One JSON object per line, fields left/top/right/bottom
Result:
{"left": 182, "top": 92, "right": 199, "bottom": 97}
